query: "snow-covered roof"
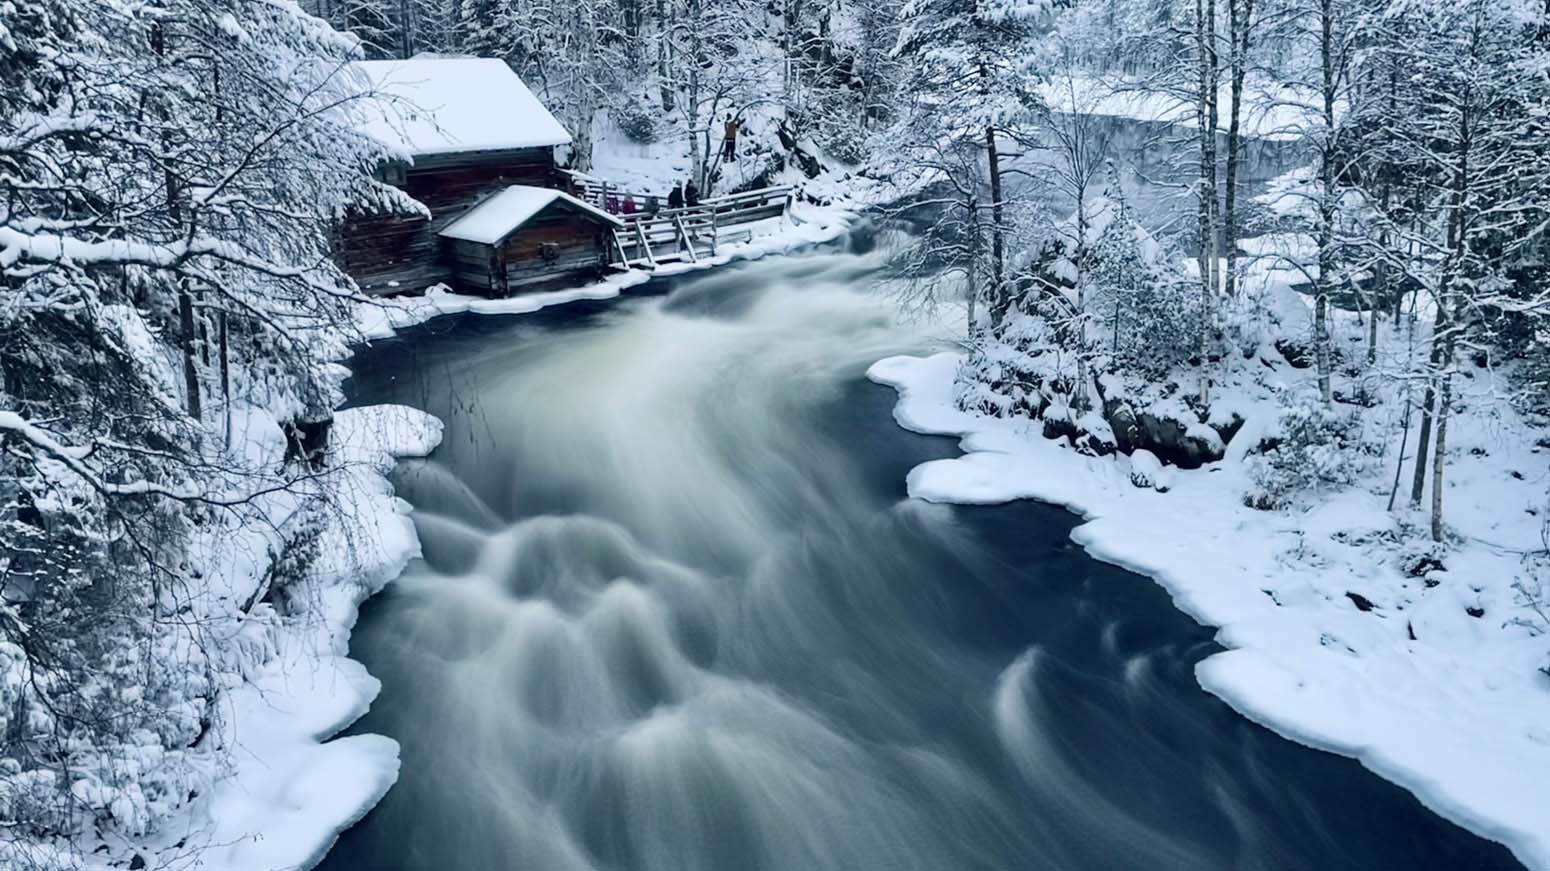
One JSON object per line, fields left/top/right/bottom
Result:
{"left": 351, "top": 58, "right": 572, "bottom": 158}
{"left": 438, "top": 185, "right": 622, "bottom": 244}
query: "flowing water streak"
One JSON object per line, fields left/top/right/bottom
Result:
{"left": 328, "top": 241, "right": 1524, "bottom": 871}
{"left": 350, "top": 248, "right": 1049, "bottom": 871}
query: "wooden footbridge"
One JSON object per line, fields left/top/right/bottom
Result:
{"left": 563, "top": 171, "right": 794, "bottom": 270}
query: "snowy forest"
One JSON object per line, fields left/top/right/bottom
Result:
{"left": 2, "top": 0, "right": 1549, "bottom": 868}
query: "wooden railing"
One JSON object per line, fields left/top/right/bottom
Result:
{"left": 561, "top": 169, "right": 791, "bottom": 226}
{"left": 599, "top": 183, "right": 795, "bottom": 269}
{"left": 561, "top": 170, "right": 648, "bottom": 210}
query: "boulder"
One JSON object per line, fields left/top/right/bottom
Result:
{"left": 1103, "top": 397, "right": 1142, "bottom": 454}
{"left": 1275, "top": 338, "right": 1314, "bottom": 369}
{"left": 1042, "top": 413, "right": 1078, "bottom": 444}
{"left": 1128, "top": 449, "right": 1172, "bottom": 492}
{"left": 1210, "top": 412, "right": 1246, "bottom": 446}
{"left": 1136, "top": 410, "right": 1225, "bottom": 469}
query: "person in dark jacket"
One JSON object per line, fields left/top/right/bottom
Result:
{"left": 684, "top": 178, "right": 701, "bottom": 207}
{"left": 667, "top": 183, "right": 684, "bottom": 209}
{"left": 722, "top": 113, "right": 741, "bottom": 161}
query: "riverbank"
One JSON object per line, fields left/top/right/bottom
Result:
{"left": 186, "top": 404, "right": 442, "bottom": 871}
{"left": 868, "top": 350, "right": 1550, "bottom": 870}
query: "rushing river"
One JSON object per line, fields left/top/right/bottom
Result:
{"left": 329, "top": 242, "right": 1520, "bottom": 871}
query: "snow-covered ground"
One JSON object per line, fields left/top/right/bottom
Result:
{"left": 48, "top": 387, "right": 442, "bottom": 871}
{"left": 869, "top": 321, "right": 1550, "bottom": 868}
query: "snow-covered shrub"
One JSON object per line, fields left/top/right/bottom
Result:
{"left": 1509, "top": 511, "right": 1549, "bottom": 643}
{"left": 953, "top": 311, "right": 1063, "bottom": 419}
{"left": 1245, "top": 393, "right": 1381, "bottom": 510}
{"left": 1086, "top": 208, "right": 1202, "bottom": 380}
{"left": 615, "top": 101, "right": 659, "bottom": 144}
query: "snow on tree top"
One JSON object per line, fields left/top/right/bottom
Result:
{"left": 438, "top": 185, "right": 622, "bottom": 245}
{"left": 351, "top": 58, "right": 572, "bottom": 158}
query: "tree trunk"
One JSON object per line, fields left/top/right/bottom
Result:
{"left": 657, "top": 0, "right": 674, "bottom": 112}
{"left": 985, "top": 123, "right": 1006, "bottom": 325}
{"left": 1414, "top": 101, "right": 1471, "bottom": 513}
{"left": 178, "top": 282, "right": 202, "bottom": 422}
{"left": 1314, "top": 0, "right": 1336, "bottom": 404}
{"left": 1409, "top": 300, "right": 1445, "bottom": 506}
{"left": 1195, "top": 0, "right": 1218, "bottom": 407}
{"left": 1430, "top": 368, "right": 1452, "bottom": 541}
{"left": 624, "top": 0, "right": 643, "bottom": 71}
{"left": 220, "top": 311, "right": 232, "bottom": 447}
{"left": 1074, "top": 199, "right": 1091, "bottom": 414}
{"left": 1223, "top": 0, "right": 1250, "bottom": 299}
{"left": 569, "top": 3, "right": 598, "bottom": 172}
{"left": 687, "top": 30, "right": 702, "bottom": 189}
{"left": 1385, "top": 316, "right": 1413, "bottom": 512}
{"left": 966, "top": 217, "right": 979, "bottom": 340}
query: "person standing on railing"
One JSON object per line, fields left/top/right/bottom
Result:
{"left": 722, "top": 113, "right": 741, "bottom": 162}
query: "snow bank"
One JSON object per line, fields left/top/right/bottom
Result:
{"left": 188, "top": 404, "right": 442, "bottom": 871}
{"left": 869, "top": 351, "right": 1550, "bottom": 871}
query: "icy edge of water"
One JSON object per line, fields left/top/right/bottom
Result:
{"left": 187, "top": 404, "right": 444, "bottom": 871}
{"left": 868, "top": 350, "right": 1550, "bottom": 871}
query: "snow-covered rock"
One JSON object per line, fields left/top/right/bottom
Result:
{"left": 1127, "top": 449, "right": 1171, "bottom": 492}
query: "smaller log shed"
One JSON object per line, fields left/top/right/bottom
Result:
{"left": 438, "top": 186, "right": 624, "bottom": 295}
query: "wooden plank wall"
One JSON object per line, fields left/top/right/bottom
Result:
{"left": 338, "top": 149, "right": 559, "bottom": 296}
{"left": 442, "top": 208, "right": 610, "bottom": 296}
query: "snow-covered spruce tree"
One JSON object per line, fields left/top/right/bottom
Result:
{"left": 1086, "top": 194, "right": 1203, "bottom": 381}
{"left": 888, "top": 0, "right": 1051, "bottom": 334}
{"left": 776, "top": 0, "right": 905, "bottom": 165}
{"left": 1370, "top": 0, "right": 1550, "bottom": 540}
{"left": 0, "top": 0, "right": 404, "bottom": 863}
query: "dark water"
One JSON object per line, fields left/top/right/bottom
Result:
{"left": 325, "top": 245, "right": 1520, "bottom": 871}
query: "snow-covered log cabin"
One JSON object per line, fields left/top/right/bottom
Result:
{"left": 439, "top": 186, "right": 622, "bottom": 295}
{"left": 338, "top": 58, "right": 610, "bottom": 296}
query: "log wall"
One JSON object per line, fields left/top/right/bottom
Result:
{"left": 337, "top": 148, "right": 560, "bottom": 296}
{"left": 442, "top": 208, "right": 610, "bottom": 296}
